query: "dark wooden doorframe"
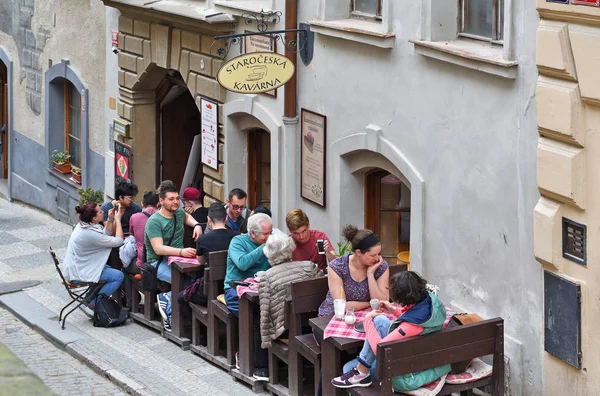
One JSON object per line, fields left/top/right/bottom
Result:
{"left": 247, "top": 129, "right": 271, "bottom": 209}
{"left": 1, "top": 61, "right": 7, "bottom": 179}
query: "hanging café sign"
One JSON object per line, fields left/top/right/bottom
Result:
{"left": 217, "top": 52, "right": 295, "bottom": 94}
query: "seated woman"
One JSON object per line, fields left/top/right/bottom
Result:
{"left": 331, "top": 271, "right": 450, "bottom": 391}
{"left": 62, "top": 203, "right": 125, "bottom": 317}
{"left": 318, "top": 225, "right": 389, "bottom": 317}
{"left": 259, "top": 233, "right": 320, "bottom": 349}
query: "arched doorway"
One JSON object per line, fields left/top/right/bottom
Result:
{"left": 365, "top": 169, "right": 411, "bottom": 264}
{"left": 159, "top": 82, "right": 201, "bottom": 190}
{"left": 247, "top": 128, "right": 271, "bottom": 209}
{"left": 0, "top": 61, "right": 7, "bottom": 180}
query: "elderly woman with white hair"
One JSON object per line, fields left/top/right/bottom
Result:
{"left": 258, "top": 233, "right": 320, "bottom": 349}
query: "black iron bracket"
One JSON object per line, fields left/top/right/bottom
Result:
{"left": 211, "top": 10, "right": 314, "bottom": 66}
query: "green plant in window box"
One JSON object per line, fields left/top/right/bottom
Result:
{"left": 70, "top": 166, "right": 82, "bottom": 184}
{"left": 76, "top": 186, "right": 104, "bottom": 206}
{"left": 51, "top": 150, "right": 71, "bottom": 174}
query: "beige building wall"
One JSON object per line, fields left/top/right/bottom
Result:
{"left": 535, "top": 1, "right": 600, "bottom": 394}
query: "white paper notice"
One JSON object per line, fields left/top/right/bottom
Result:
{"left": 201, "top": 99, "right": 218, "bottom": 170}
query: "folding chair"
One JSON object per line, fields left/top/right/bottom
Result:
{"left": 49, "top": 247, "right": 104, "bottom": 329}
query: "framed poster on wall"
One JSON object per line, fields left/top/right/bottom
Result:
{"left": 201, "top": 98, "right": 218, "bottom": 170}
{"left": 114, "top": 140, "right": 131, "bottom": 185}
{"left": 300, "top": 109, "right": 326, "bottom": 207}
{"left": 572, "top": 0, "right": 599, "bottom": 5}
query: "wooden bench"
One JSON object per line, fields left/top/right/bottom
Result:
{"left": 128, "top": 276, "right": 163, "bottom": 332}
{"left": 349, "top": 318, "right": 504, "bottom": 396}
{"left": 286, "top": 276, "right": 330, "bottom": 396}
{"left": 190, "top": 250, "right": 237, "bottom": 372}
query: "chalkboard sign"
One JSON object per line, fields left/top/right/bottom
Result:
{"left": 114, "top": 141, "right": 132, "bottom": 185}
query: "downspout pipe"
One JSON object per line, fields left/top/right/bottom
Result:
{"left": 284, "top": 0, "right": 298, "bottom": 118}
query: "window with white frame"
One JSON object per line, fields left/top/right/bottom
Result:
{"left": 459, "top": 0, "right": 504, "bottom": 42}
{"left": 351, "top": 0, "right": 382, "bottom": 20}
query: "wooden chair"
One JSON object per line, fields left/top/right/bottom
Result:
{"left": 128, "top": 274, "right": 163, "bottom": 332}
{"left": 349, "top": 318, "right": 505, "bottom": 396}
{"left": 287, "top": 276, "right": 330, "bottom": 396}
{"left": 189, "top": 251, "right": 226, "bottom": 348}
{"left": 192, "top": 250, "right": 237, "bottom": 371}
{"left": 49, "top": 247, "right": 104, "bottom": 329}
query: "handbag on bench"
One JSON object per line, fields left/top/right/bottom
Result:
{"left": 447, "top": 313, "right": 484, "bottom": 373}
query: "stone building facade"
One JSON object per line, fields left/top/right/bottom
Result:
{"left": 535, "top": 1, "right": 600, "bottom": 394}
{"left": 0, "top": 0, "right": 107, "bottom": 223}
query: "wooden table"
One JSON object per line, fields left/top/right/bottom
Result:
{"left": 309, "top": 316, "right": 363, "bottom": 396}
{"left": 168, "top": 261, "right": 202, "bottom": 349}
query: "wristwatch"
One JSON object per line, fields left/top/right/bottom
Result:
{"left": 194, "top": 223, "right": 201, "bottom": 228}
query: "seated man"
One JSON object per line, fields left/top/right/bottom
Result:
{"left": 205, "top": 188, "right": 249, "bottom": 234}
{"left": 331, "top": 272, "right": 450, "bottom": 391}
{"left": 146, "top": 180, "right": 202, "bottom": 331}
{"left": 286, "top": 208, "right": 337, "bottom": 271}
{"left": 103, "top": 182, "right": 141, "bottom": 273}
{"left": 121, "top": 190, "right": 159, "bottom": 308}
{"left": 182, "top": 187, "right": 208, "bottom": 246}
{"left": 223, "top": 213, "right": 272, "bottom": 381}
{"left": 177, "top": 202, "right": 239, "bottom": 306}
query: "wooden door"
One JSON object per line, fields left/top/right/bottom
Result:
{"left": 1, "top": 62, "right": 7, "bottom": 179}
{"left": 365, "top": 170, "right": 410, "bottom": 264}
{"left": 160, "top": 90, "right": 200, "bottom": 189}
{"left": 247, "top": 129, "right": 271, "bottom": 209}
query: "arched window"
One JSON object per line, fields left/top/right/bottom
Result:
{"left": 64, "top": 80, "right": 82, "bottom": 168}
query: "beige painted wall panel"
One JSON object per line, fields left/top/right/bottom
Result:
{"left": 533, "top": 197, "right": 563, "bottom": 271}
{"left": 537, "top": 20, "right": 577, "bottom": 80}
{"left": 569, "top": 24, "right": 600, "bottom": 105}
{"left": 537, "top": 137, "right": 586, "bottom": 209}
{"left": 537, "top": 77, "right": 582, "bottom": 145}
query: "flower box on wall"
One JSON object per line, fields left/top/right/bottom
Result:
{"left": 54, "top": 161, "right": 71, "bottom": 174}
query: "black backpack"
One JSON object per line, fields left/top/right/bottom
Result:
{"left": 93, "top": 294, "right": 129, "bottom": 327}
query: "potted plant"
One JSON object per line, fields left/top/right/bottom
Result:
{"left": 70, "top": 165, "right": 82, "bottom": 184}
{"left": 51, "top": 150, "right": 71, "bottom": 174}
{"left": 76, "top": 186, "right": 104, "bottom": 206}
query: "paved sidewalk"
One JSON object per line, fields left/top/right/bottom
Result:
{"left": 0, "top": 198, "right": 257, "bottom": 396}
{"left": 0, "top": 307, "right": 124, "bottom": 395}
{"left": 0, "top": 339, "right": 53, "bottom": 396}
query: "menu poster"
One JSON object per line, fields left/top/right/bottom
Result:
{"left": 201, "top": 98, "right": 218, "bottom": 170}
{"left": 301, "top": 109, "right": 326, "bottom": 207}
{"left": 114, "top": 140, "right": 131, "bottom": 185}
{"left": 572, "top": 0, "right": 599, "bottom": 5}
{"left": 244, "top": 32, "right": 276, "bottom": 97}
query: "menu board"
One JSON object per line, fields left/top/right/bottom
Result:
{"left": 114, "top": 140, "right": 131, "bottom": 184}
{"left": 201, "top": 98, "right": 218, "bottom": 170}
{"left": 300, "top": 109, "right": 326, "bottom": 207}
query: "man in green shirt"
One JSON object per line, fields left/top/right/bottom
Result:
{"left": 145, "top": 181, "right": 201, "bottom": 332}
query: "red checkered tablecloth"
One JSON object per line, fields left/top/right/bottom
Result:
{"left": 167, "top": 256, "right": 200, "bottom": 265}
{"left": 323, "top": 305, "right": 456, "bottom": 341}
{"left": 236, "top": 278, "right": 259, "bottom": 298}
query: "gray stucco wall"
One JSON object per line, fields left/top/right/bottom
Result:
{"left": 12, "top": 129, "right": 104, "bottom": 223}
{"left": 294, "top": 1, "right": 541, "bottom": 395}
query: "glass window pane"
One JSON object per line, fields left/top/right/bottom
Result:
{"left": 463, "top": 0, "right": 494, "bottom": 38}
{"left": 69, "top": 83, "right": 81, "bottom": 109}
{"left": 68, "top": 136, "right": 81, "bottom": 168}
{"left": 353, "top": 0, "right": 379, "bottom": 16}
{"left": 69, "top": 106, "right": 81, "bottom": 139}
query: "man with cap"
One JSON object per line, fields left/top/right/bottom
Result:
{"left": 182, "top": 187, "right": 208, "bottom": 226}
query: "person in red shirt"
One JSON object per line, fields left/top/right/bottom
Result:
{"left": 285, "top": 208, "right": 337, "bottom": 270}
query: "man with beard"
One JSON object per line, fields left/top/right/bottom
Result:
{"left": 145, "top": 180, "right": 202, "bottom": 331}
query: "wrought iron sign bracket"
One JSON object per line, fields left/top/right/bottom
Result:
{"left": 211, "top": 10, "right": 314, "bottom": 66}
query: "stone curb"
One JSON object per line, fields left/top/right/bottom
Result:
{"left": 0, "top": 291, "right": 153, "bottom": 395}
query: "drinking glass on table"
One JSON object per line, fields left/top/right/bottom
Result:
{"left": 333, "top": 299, "right": 346, "bottom": 320}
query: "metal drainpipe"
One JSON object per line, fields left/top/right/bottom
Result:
{"left": 284, "top": 0, "right": 298, "bottom": 118}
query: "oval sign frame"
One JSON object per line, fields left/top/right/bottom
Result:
{"left": 217, "top": 52, "right": 295, "bottom": 94}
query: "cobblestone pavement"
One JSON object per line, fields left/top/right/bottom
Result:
{"left": 0, "top": 198, "right": 257, "bottom": 396}
{"left": 0, "top": 307, "right": 125, "bottom": 396}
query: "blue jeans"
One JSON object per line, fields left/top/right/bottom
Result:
{"left": 343, "top": 315, "right": 391, "bottom": 379}
{"left": 88, "top": 265, "right": 124, "bottom": 305}
{"left": 151, "top": 257, "right": 172, "bottom": 284}
{"left": 224, "top": 288, "right": 239, "bottom": 317}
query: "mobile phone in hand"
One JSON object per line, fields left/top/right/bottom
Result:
{"left": 317, "top": 239, "right": 325, "bottom": 255}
